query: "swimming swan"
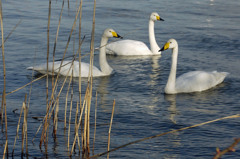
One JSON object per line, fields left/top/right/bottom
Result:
{"left": 106, "top": 12, "right": 164, "bottom": 56}
{"left": 27, "top": 28, "right": 122, "bottom": 77}
{"left": 159, "top": 39, "right": 229, "bottom": 94}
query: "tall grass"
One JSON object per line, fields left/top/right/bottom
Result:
{"left": 2, "top": 1, "right": 239, "bottom": 158}
{"left": 0, "top": 0, "right": 8, "bottom": 156}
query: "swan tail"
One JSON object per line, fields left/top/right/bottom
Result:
{"left": 27, "top": 66, "right": 33, "bottom": 70}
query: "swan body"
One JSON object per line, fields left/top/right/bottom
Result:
{"left": 160, "top": 39, "right": 229, "bottom": 94}
{"left": 106, "top": 12, "right": 164, "bottom": 56}
{"left": 27, "top": 28, "right": 122, "bottom": 77}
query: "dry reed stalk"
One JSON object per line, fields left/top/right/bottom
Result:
{"left": 92, "top": 91, "right": 98, "bottom": 154}
{"left": 70, "top": 86, "right": 89, "bottom": 156}
{"left": 67, "top": 74, "right": 74, "bottom": 150}
{"left": 85, "top": 0, "right": 97, "bottom": 155}
{"left": 1, "top": 95, "right": 3, "bottom": 126}
{"left": 40, "top": 57, "right": 76, "bottom": 148}
{"left": 90, "top": 114, "right": 240, "bottom": 158}
{"left": 213, "top": 138, "right": 240, "bottom": 159}
{"left": 52, "top": 0, "right": 64, "bottom": 99}
{"left": 53, "top": 98, "right": 59, "bottom": 136}
{"left": 48, "top": 2, "right": 82, "bottom": 106}
{"left": 12, "top": 101, "right": 24, "bottom": 155}
{"left": 39, "top": 4, "right": 82, "bottom": 145}
{"left": 83, "top": 92, "right": 88, "bottom": 154}
{"left": 75, "top": 101, "right": 79, "bottom": 136}
{"left": 46, "top": 0, "right": 51, "bottom": 112}
{"left": 78, "top": 0, "right": 83, "bottom": 123}
{"left": 0, "top": 0, "right": 8, "bottom": 155}
{"left": 64, "top": 75, "right": 72, "bottom": 129}
{"left": 6, "top": 74, "right": 47, "bottom": 96}
{"left": 21, "top": 100, "right": 26, "bottom": 155}
{"left": 87, "top": 89, "right": 91, "bottom": 155}
{"left": 0, "top": 19, "right": 22, "bottom": 49}
{"left": 23, "top": 95, "right": 28, "bottom": 156}
{"left": 3, "top": 139, "right": 8, "bottom": 158}
{"left": 107, "top": 100, "right": 116, "bottom": 159}
{"left": 78, "top": 0, "right": 83, "bottom": 155}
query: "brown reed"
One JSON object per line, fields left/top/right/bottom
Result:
{"left": 39, "top": 2, "right": 83, "bottom": 148}
{"left": 12, "top": 101, "right": 24, "bottom": 155}
{"left": 46, "top": 0, "right": 51, "bottom": 112}
{"left": 107, "top": 100, "right": 116, "bottom": 159}
{"left": 213, "top": 138, "right": 240, "bottom": 159}
{"left": 64, "top": 75, "right": 72, "bottom": 129}
{"left": 92, "top": 91, "right": 98, "bottom": 154}
{"left": 52, "top": 0, "right": 64, "bottom": 101}
{"left": 67, "top": 72, "right": 74, "bottom": 150}
{"left": 0, "top": 19, "right": 21, "bottom": 49}
{"left": 90, "top": 114, "right": 240, "bottom": 158}
{"left": 0, "top": 0, "right": 8, "bottom": 155}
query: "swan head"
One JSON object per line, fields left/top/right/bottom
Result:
{"left": 159, "top": 39, "right": 178, "bottom": 51}
{"left": 150, "top": 12, "right": 164, "bottom": 22}
{"left": 103, "top": 28, "right": 122, "bottom": 39}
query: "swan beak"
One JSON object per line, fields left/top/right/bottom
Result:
{"left": 159, "top": 42, "right": 170, "bottom": 52}
{"left": 112, "top": 32, "right": 123, "bottom": 39}
{"left": 157, "top": 16, "right": 164, "bottom": 21}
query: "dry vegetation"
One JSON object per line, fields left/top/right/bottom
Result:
{"left": 0, "top": 0, "right": 239, "bottom": 158}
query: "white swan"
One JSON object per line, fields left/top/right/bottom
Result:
{"left": 106, "top": 12, "right": 164, "bottom": 56}
{"left": 27, "top": 28, "right": 122, "bottom": 77}
{"left": 159, "top": 39, "right": 229, "bottom": 94}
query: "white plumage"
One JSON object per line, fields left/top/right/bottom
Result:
{"left": 106, "top": 12, "right": 164, "bottom": 56}
{"left": 27, "top": 28, "right": 122, "bottom": 77}
{"left": 160, "top": 39, "right": 229, "bottom": 94}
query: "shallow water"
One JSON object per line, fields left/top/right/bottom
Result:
{"left": 1, "top": 0, "right": 240, "bottom": 158}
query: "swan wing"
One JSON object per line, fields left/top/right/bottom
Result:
{"left": 27, "top": 61, "right": 105, "bottom": 77}
{"left": 175, "top": 71, "right": 229, "bottom": 93}
{"left": 106, "top": 40, "right": 152, "bottom": 56}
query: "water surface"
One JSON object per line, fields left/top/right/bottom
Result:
{"left": 0, "top": 0, "right": 240, "bottom": 158}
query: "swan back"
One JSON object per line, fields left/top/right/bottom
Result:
{"left": 175, "top": 71, "right": 229, "bottom": 93}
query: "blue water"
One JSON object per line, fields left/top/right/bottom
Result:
{"left": 1, "top": 0, "right": 240, "bottom": 158}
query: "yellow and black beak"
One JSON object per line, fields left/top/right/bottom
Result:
{"left": 157, "top": 16, "right": 164, "bottom": 21}
{"left": 159, "top": 42, "right": 170, "bottom": 52}
{"left": 112, "top": 32, "right": 123, "bottom": 39}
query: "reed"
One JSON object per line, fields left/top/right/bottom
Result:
{"left": 0, "top": 0, "right": 8, "bottom": 155}
{"left": 92, "top": 91, "right": 98, "bottom": 154}
{"left": 0, "top": 19, "right": 21, "bottom": 49}
{"left": 90, "top": 114, "right": 240, "bottom": 158}
{"left": 70, "top": 87, "right": 89, "bottom": 156}
{"left": 38, "top": 1, "right": 82, "bottom": 148}
{"left": 3, "top": 140, "right": 8, "bottom": 158}
{"left": 107, "top": 100, "right": 116, "bottom": 159}
{"left": 213, "top": 138, "right": 240, "bottom": 159}
{"left": 12, "top": 100, "right": 25, "bottom": 155}
{"left": 52, "top": 0, "right": 64, "bottom": 102}
{"left": 53, "top": 97, "right": 59, "bottom": 137}
{"left": 67, "top": 72, "right": 74, "bottom": 150}
{"left": 21, "top": 94, "right": 28, "bottom": 156}
{"left": 64, "top": 75, "right": 72, "bottom": 129}
{"left": 46, "top": 0, "right": 51, "bottom": 112}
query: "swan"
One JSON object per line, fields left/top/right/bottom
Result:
{"left": 106, "top": 12, "right": 164, "bottom": 56}
{"left": 27, "top": 28, "right": 122, "bottom": 77}
{"left": 159, "top": 39, "right": 229, "bottom": 94}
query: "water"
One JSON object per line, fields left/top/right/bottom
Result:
{"left": 1, "top": 0, "right": 240, "bottom": 158}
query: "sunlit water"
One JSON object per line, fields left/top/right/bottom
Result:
{"left": 0, "top": 0, "right": 240, "bottom": 158}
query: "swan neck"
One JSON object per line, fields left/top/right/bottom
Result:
{"left": 149, "top": 20, "right": 160, "bottom": 54}
{"left": 99, "top": 36, "right": 113, "bottom": 75}
{"left": 165, "top": 46, "right": 178, "bottom": 94}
